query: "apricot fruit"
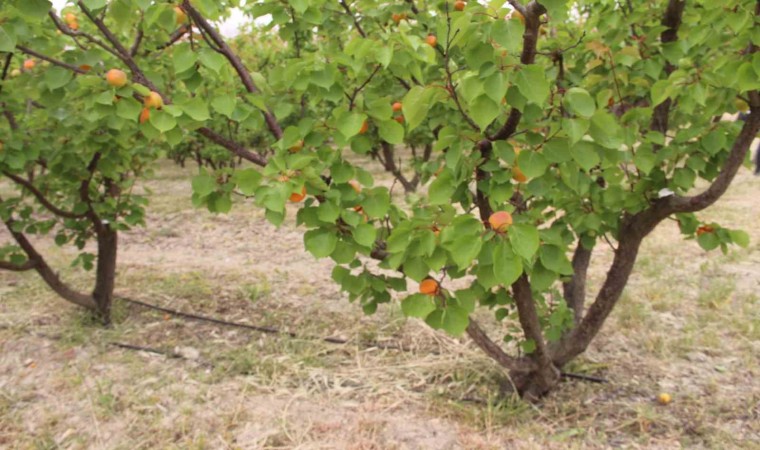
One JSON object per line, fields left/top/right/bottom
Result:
{"left": 348, "top": 179, "right": 362, "bottom": 193}
{"left": 426, "top": 35, "right": 437, "bottom": 47}
{"left": 512, "top": 166, "right": 527, "bottom": 183}
{"left": 454, "top": 1, "right": 466, "bottom": 11}
{"left": 144, "top": 91, "right": 164, "bottom": 109}
{"left": 392, "top": 102, "right": 403, "bottom": 112}
{"left": 106, "top": 69, "right": 127, "bottom": 87}
{"left": 419, "top": 278, "right": 439, "bottom": 296}
{"left": 23, "top": 59, "right": 35, "bottom": 70}
{"left": 174, "top": 6, "right": 187, "bottom": 24}
{"left": 359, "top": 120, "right": 369, "bottom": 134}
{"left": 488, "top": 211, "right": 513, "bottom": 232}
{"left": 656, "top": 393, "right": 672, "bottom": 405}
{"left": 289, "top": 187, "right": 307, "bottom": 202}
{"left": 139, "top": 107, "right": 150, "bottom": 124}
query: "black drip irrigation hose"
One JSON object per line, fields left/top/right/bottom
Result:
{"left": 115, "top": 296, "right": 608, "bottom": 384}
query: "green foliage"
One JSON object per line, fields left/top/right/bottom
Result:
{"left": 2, "top": 0, "right": 757, "bottom": 348}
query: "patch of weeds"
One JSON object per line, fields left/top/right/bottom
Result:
{"left": 240, "top": 280, "right": 271, "bottom": 303}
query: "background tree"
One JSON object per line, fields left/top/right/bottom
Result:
{"left": 2, "top": 0, "right": 758, "bottom": 398}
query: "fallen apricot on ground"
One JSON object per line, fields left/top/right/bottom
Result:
{"left": 656, "top": 393, "right": 672, "bottom": 405}
{"left": 488, "top": 211, "right": 513, "bottom": 232}
{"left": 289, "top": 187, "right": 306, "bottom": 202}
{"left": 106, "top": 69, "right": 127, "bottom": 87}
{"left": 419, "top": 278, "right": 439, "bottom": 295}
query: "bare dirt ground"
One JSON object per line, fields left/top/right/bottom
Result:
{"left": 1, "top": 160, "right": 759, "bottom": 449}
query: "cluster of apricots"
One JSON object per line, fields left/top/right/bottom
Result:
{"left": 392, "top": 101, "right": 404, "bottom": 124}
{"left": 64, "top": 12, "right": 79, "bottom": 30}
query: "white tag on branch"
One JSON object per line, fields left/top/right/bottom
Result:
{"left": 658, "top": 188, "right": 675, "bottom": 198}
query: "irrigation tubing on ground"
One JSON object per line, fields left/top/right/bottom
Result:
{"left": 115, "top": 295, "right": 607, "bottom": 384}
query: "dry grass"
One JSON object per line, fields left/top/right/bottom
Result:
{"left": 1, "top": 160, "right": 759, "bottom": 449}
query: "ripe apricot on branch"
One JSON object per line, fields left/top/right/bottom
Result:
{"left": 392, "top": 102, "right": 403, "bottom": 112}
{"left": 348, "top": 179, "right": 362, "bottom": 193}
{"left": 394, "top": 115, "right": 404, "bottom": 124}
{"left": 174, "top": 6, "right": 188, "bottom": 25}
{"left": 419, "top": 278, "right": 440, "bottom": 296}
{"left": 488, "top": 211, "right": 513, "bottom": 232}
{"left": 289, "top": 187, "right": 307, "bottom": 202}
{"left": 454, "top": 0, "right": 466, "bottom": 11}
{"left": 139, "top": 107, "right": 150, "bottom": 124}
{"left": 144, "top": 91, "right": 164, "bottom": 109}
{"left": 696, "top": 225, "right": 714, "bottom": 236}
{"left": 426, "top": 35, "right": 438, "bottom": 47}
{"left": 512, "top": 166, "right": 527, "bottom": 183}
{"left": 391, "top": 13, "right": 407, "bottom": 24}
{"left": 64, "top": 12, "right": 77, "bottom": 23}
{"left": 359, "top": 120, "right": 369, "bottom": 134}
{"left": 23, "top": 59, "right": 35, "bottom": 70}
{"left": 106, "top": 69, "right": 127, "bottom": 87}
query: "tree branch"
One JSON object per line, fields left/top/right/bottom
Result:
{"left": 466, "top": 318, "right": 535, "bottom": 372}
{"left": 196, "top": 127, "right": 267, "bottom": 167}
{"left": 650, "top": 0, "right": 686, "bottom": 138}
{"left": 1, "top": 215, "right": 95, "bottom": 309}
{"left": 0, "top": 259, "right": 37, "bottom": 272}
{"left": 16, "top": 46, "right": 88, "bottom": 74}
{"left": 512, "top": 275, "right": 551, "bottom": 367}
{"left": 338, "top": 0, "right": 366, "bottom": 38}
{"left": 2, "top": 171, "right": 86, "bottom": 219}
{"left": 562, "top": 242, "right": 592, "bottom": 325}
{"left": 181, "top": 0, "right": 283, "bottom": 140}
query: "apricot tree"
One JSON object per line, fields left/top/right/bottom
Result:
{"left": 2, "top": 0, "right": 758, "bottom": 398}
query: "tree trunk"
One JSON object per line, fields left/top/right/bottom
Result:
{"left": 92, "top": 226, "right": 118, "bottom": 324}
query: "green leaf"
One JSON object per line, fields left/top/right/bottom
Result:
{"left": 493, "top": 241, "right": 523, "bottom": 286}
{"left": 439, "top": 306, "right": 470, "bottom": 336}
{"left": 304, "top": 229, "right": 338, "bottom": 258}
{"left": 650, "top": 80, "right": 673, "bottom": 106}
{"left": 562, "top": 118, "right": 589, "bottom": 145}
{"left": 361, "top": 188, "right": 390, "bottom": 218}
{"left": 44, "top": 67, "right": 73, "bottom": 90}
{"left": 540, "top": 245, "right": 573, "bottom": 275}
{"left": 199, "top": 49, "right": 226, "bottom": 74}
{"left": 428, "top": 170, "right": 456, "bottom": 205}
{"left": 402, "top": 86, "right": 438, "bottom": 131}
{"left": 82, "top": 0, "right": 107, "bottom": 9}
{"left": 697, "top": 231, "right": 720, "bottom": 251}
{"left": 192, "top": 173, "right": 217, "bottom": 197}
{"left": 180, "top": 97, "right": 210, "bottom": 121}
{"left": 232, "top": 169, "right": 262, "bottom": 195}
{"left": 149, "top": 110, "right": 177, "bottom": 132}
{"left": 515, "top": 65, "right": 550, "bottom": 105}
{"left": 517, "top": 150, "right": 549, "bottom": 178}
{"left": 338, "top": 112, "right": 367, "bottom": 139}
{"left": 0, "top": 26, "right": 16, "bottom": 52}
{"left": 728, "top": 230, "right": 750, "bottom": 248}
{"left": 173, "top": 44, "right": 197, "bottom": 73}
{"left": 377, "top": 120, "right": 404, "bottom": 144}
{"left": 211, "top": 95, "right": 236, "bottom": 118}
{"left": 470, "top": 95, "right": 500, "bottom": 130}
{"left": 570, "top": 142, "right": 600, "bottom": 172}
{"left": 17, "top": 0, "right": 52, "bottom": 19}
{"left": 509, "top": 224, "right": 540, "bottom": 260}
{"left": 352, "top": 223, "right": 377, "bottom": 248}
{"left": 563, "top": 88, "right": 596, "bottom": 118}
{"left": 402, "top": 294, "right": 436, "bottom": 318}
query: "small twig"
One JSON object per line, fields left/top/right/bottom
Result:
{"left": 16, "top": 46, "right": 88, "bottom": 74}
{"left": 560, "top": 371, "right": 608, "bottom": 383}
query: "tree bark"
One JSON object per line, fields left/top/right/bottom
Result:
{"left": 563, "top": 243, "right": 593, "bottom": 324}
{"left": 92, "top": 226, "right": 118, "bottom": 324}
